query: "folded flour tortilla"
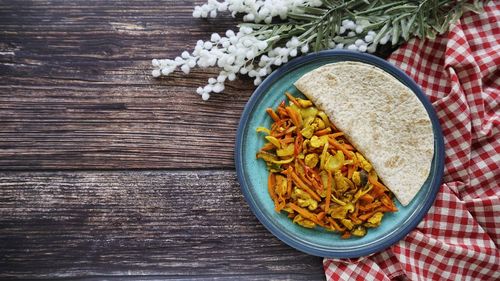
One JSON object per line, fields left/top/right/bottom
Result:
{"left": 294, "top": 62, "right": 434, "bottom": 206}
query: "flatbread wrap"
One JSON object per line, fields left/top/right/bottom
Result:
{"left": 294, "top": 62, "right": 434, "bottom": 206}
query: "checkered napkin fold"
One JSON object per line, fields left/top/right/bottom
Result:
{"left": 324, "top": 2, "right": 500, "bottom": 280}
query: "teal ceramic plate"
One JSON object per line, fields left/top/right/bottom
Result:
{"left": 235, "top": 50, "right": 445, "bottom": 258}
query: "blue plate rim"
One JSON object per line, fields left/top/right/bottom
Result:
{"left": 235, "top": 49, "right": 445, "bottom": 258}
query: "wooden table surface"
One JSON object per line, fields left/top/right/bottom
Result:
{"left": 0, "top": 1, "right": 393, "bottom": 280}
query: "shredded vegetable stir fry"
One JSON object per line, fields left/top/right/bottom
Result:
{"left": 256, "top": 93, "right": 398, "bottom": 238}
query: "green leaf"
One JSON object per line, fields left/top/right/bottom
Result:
{"left": 400, "top": 18, "right": 408, "bottom": 41}
{"left": 288, "top": 12, "right": 320, "bottom": 21}
{"left": 372, "top": 21, "right": 390, "bottom": 45}
{"left": 300, "top": 6, "right": 329, "bottom": 15}
{"left": 391, "top": 20, "right": 401, "bottom": 45}
{"left": 418, "top": 11, "right": 426, "bottom": 38}
{"left": 385, "top": 4, "right": 418, "bottom": 14}
{"left": 462, "top": 3, "right": 482, "bottom": 14}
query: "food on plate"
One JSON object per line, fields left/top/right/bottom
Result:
{"left": 257, "top": 92, "right": 398, "bottom": 238}
{"left": 294, "top": 62, "right": 434, "bottom": 206}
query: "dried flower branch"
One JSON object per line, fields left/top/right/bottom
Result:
{"left": 153, "top": 0, "right": 488, "bottom": 99}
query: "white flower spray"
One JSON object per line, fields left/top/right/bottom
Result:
{"left": 152, "top": 0, "right": 483, "bottom": 99}
{"left": 152, "top": 0, "right": 386, "bottom": 99}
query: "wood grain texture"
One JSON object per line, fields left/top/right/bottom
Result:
{"left": 0, "top": 0, "right": 254, "bottom": 170}
{"left": 0, "top": 170, "right": 325, "bottom": 280}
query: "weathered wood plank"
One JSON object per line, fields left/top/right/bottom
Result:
{"left": 0, "top": 170, "right": 325, "bottom": 280}
{"left": 0, "top": 0, "right": 254, "bottom": 170}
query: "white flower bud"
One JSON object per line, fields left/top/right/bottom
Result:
{"left": 358, "top": 45, "right": 367, "bottom": 52}
{"left": 204, "top": 84, "right": 213, "bottom": 93}
{"left": 380, "top": 35, "right": 390, "bottom": 45}
{"left": 209, "top": 10, "right": 217, "bottom": 18}
{"left": 181, "top": 64, "right": 190, "bottom": 74}
{"left": 217, "top": 74, "right": 227, "bottom": 83}
{"left": 347, "top": 31, "right": 356, "bottom": 37}
{"left": 203, "top": 41, "right": 213, "bottom": 49}
{"left": 355, "top": 26, "right": 364, "bottom": 34}
{"left": 246, "top": 49, "right": 255, "bottom": 59}
{"left": 300, "top": 44, "right": 309, "bottom": 53}
{"left": 218, "top": 3, "right": 228, "bottom": 11}
{"left": 196, "top": 87, "right": 204, "bottom": 95}
{"left": 244, "top": 13, "right": 255, "bottom": 22}
{"left": 258, "top": 68, "right": 267, "bottom": 76}
{"left": 192, "top": 9, "right": 202, "bottom": 18}
{"left": 160, "top": 68, "right": 169, "bottom": 76}
{"left": 355, "top": 39, "right": 365, "bottom": 47}
{"left": 152, "top": 69, "right": 161, "bottom": 77}
{"left": 254, "top": 76, "right": 262, "bottom": 86}
{"left": 188, "top": 59, "right": 196, "bottom": 68}
{"left": 226, "top": 30, "right": 235, "bottom": 38}
{"left": 211, "top": 33, "right": 221, "bottom": 42}
{"left": 227, "top": 72, "right": 236, "bottom": 81}
{"left": 347, "top": 44, "right": 358, "bottom": 51}
{"left": 279, "top": 48, "right": 289, "bottom": 57}
{"left": 364, "top": 34, "right": 374, "bottom": 43}
{"left": 213, "top": 83, "right": 224, "bottom": 93}
{"left": 202, "top": 92, "right": 210, "bottom": 100}
{"left": 289, "top": 49, "right": 297, "bottom": 57}
{"left": 208, "top": 77, "right": 217, "bottom": 84}
{"left": 257, "top": 41, "right": 268, "bottom": 50}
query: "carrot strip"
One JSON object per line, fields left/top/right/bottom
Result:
{"left": 294, "top": 132, "right": 303, "bottom": 157}
{"left": 287, "top": 203, "right": 322, "bottom": 225}
{"left": 290, "top": 171, "right": 321, "bottom": 201}
{"left": 359, "top": 193, "right": 374, "bottom": 204}
{"left": 343, "top": 143, "right": 355, "bottom": 151}
{"left": 316, "top": 212, "right": 326, "bottom": 221}
{"left": 285, "top": 106, "right": 302, "bottom": 128}
{"left": 347, "top": 164, "right": 355, "bottom": 179}
{"left": 368, "top": 172, "right": 387, "bottom": 195}
{"left": 260, "top": 142, "right": 275, "bottom": 151}
{"left": 277, "top": 107, "right": 289, "bottom": 119}
{"left": 285, "top": 92, "right": 301, "bottom": 107}
{"left": 359, "top": 201, "right": 381, "bottom": 212}
{"left": 328, "top": 138, "right": 353, "bottom": 158}
{"left": 325, "top": 170, "right": 332, "bottom": 213}
{"left": 329, "top": 132, "right": 345, "bottom": 138}
{"left": 327, "top": 217, "right": 345, "bottom": 231}
{"left": 341, "top": 232, "right": 351, "bottom": 239}
{"left": 286, "top": 167, "right": 293, "bottom": 198}
{"left": 376, "top": 206, "right": 398, "bottom": 213}
{"left": 379, "top": 194, "right": 397, "bottom": 211}
{"left": 359, "top": 210, "right": 378, "bottom": 221}
{"left": 266, "top": 108, "right": 280, "bottom": 122}
{"left": 281, "top": 137, "right": 295, "bottom": 144}
{"left": 314, "top": 127, "right": 331, "bottom": 136}
{"left": 311, "top": 178, "right": 323, "bottom": 194}
{"left": 268, "top": 173, "right": 280, "bottom": 211}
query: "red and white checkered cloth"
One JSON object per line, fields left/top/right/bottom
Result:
{"left": 324, "top": 2, "right": 500, "bottom": 280}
